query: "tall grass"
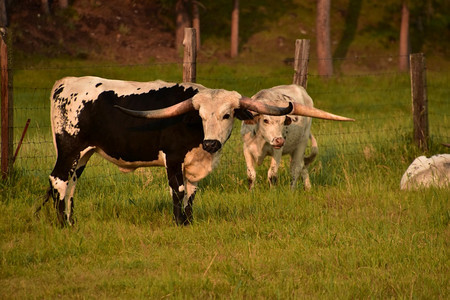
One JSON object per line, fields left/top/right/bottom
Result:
{"left": 1, "top": 60, "right": 449, "bottom": 298}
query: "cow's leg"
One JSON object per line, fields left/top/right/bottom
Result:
{"left": 167, "top": 163, "right": 191, "bottom": 225}
{"left": 49, "top": 155, "right": 79, "bottom": 226}
{"left": 300, "top": 165, "right": 311, "bottom": 190}
{"left": 290, "top": 143, "right": 309, "bottom": 190}
{"left": 243, "top": 148, "right": 257, "bottom": 190}
{"left": 183, "top": 180, "right": 198, "bottom": 224}
{"left": 49, "top": 147, "right": 93, "bottom": 226}
{"left": 267, "top": 150, "right": 282, "bottom": 187}
{"left": 63, "top": 148, "right": 95, "bottom": 224}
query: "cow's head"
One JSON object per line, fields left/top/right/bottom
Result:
{"left": 114, "top": 88, "right": 293, "bottom": 154}
{"left": 244, "top": 114, "right": 295, "bottom": 149}
{"left": 243, "top": 98, "right": 301, "bottom": 149}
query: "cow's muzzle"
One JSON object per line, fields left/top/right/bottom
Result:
{"left": 271, "top": 137, "right": 285, "bottom": 149}
{"left": 202, "top": 140, "right": 222, "bottom": 153}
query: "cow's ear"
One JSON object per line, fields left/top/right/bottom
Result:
{"left": 243, "top": 114, "right": 260, "bottom": 125}
{"left": 284, "top": 116, "right": 292, "bottom": 125}
{"left": 234, "top": 109, "right": 254, "bottom": 120}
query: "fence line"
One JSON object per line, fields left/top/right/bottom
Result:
{"left": 2, "top": 38, "right": 449, "bottom": 183}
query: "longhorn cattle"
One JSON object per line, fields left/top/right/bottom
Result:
{"left": 400, "top": 154, "right": 450, "bottom": 190}
{"left": 241, "top": 84, "right": 353, "bottom": 190}
{"left": 44, "top": 76, "right": 297, "bottom": 226}
{"left": 43, "top": 76, "right": 350, "bottom": 226}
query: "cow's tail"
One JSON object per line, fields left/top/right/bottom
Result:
{"left": 34, "top": 187, "right": 52, "bottom": 218}
{"left": 304, "top": 133, "right": 318, "bottom": 166}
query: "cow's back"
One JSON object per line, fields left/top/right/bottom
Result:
{"left": 50, "top": 77, "right": 173, "bottom": 135}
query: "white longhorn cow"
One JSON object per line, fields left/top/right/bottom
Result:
{"left": 241, "top": 84, "right": 353, "bottom": 190}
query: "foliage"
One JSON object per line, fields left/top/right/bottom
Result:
{"left": 7, "top": 0, "right": 450, "bottom": 64}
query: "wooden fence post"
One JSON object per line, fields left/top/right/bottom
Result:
{"left": 409, "top": 53, "right": 428, "bottom": 151}
{"left": 183, "top": 27, "right": 197, "bottom": 83}
{"left": 293, "top": 39, "right": 310, "bottom": 88}
{"left": 1, "top": 37, "right": 13, "bottom": 179}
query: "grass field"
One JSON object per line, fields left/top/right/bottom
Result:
{"left": 1, "top": 58, "right": 449, "bottom": 298}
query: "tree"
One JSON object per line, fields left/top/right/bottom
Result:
{"left": 231, "top": 0, "right": 239, "bottom": 58}
{"left": 0, "top": 0, "right": 7, "bottom": 29}
{"left": 59, "top": 0, "right": 69, "bottom": 10}
{"left": 175, "top": 0, "right": 191, "bottom": 52}
{"left": 399, "top": 1, "right": 410, "bottom": 71}
{"left": 192, "top": 1, "right": 201, "bottom": 50}
{"left": 41, "top": 0, "right": 50, "bottom": 15}
{"left": 316, "top": 0, "right": 333, "bottom": 76}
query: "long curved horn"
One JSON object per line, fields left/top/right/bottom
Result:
{"left": 114, "top": 98, "right": 195, "bottom": 119}
{"left": 239, "top": 97, "right": 293, "bottom": 116}
{"left": 291, "top": 103, "right": 354, "bottom": 121}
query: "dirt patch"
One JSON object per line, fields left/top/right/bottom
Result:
{"left": 10, "top": 0, "right": 178, "bottom": 63}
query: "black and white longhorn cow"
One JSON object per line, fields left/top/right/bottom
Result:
{"left": 44, "top": 76, "right": 348, "bottom": 226}
{"left": 241, "top": 84, "right": 354, "bottom": 190}
{"left": 44, "top": 76, "right": 296, "bottom": 225}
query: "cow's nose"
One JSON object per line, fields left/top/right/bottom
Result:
{"left": 202, "top": 139, "right": 222, "bottom": 153}
{"left": 272, "top": 137, "right": 285, "bottom": 148}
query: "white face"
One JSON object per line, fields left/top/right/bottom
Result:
{"left": 256, "top": 115, "right": 291, "bottom": 148}
{"left": 193, "top": 90, "right": 241, "bottom": 147}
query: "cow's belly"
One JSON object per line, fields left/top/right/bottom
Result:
{"left": 96, "top": 148, "right": 166, "bottom": 172}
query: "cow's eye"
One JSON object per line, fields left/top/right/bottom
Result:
{"left": 263, "top": 119, "right": 269, "bottom": 124}
{"left": 223, "top": 113, "right": 231, "bottom": 120}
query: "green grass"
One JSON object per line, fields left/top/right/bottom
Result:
{"left": 1, "top": 59, "right": 449, "bottom": 298}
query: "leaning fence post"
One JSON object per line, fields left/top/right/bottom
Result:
{"left": 293, "top": 39, "right": 310, "bottom": 88}
{"left": 409, "top": 53, "right": 429, "bottom": 151}
{"left": 183, "top": 27, "right": 197, "bottom": 83}
{"left": 1, "top": 37, "right": 13, "bottom": 179}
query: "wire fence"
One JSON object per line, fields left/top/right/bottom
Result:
{"left": 4, "top": 55, "right": 450, "bottom": 189}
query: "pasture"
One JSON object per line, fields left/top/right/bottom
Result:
{"left": 1, "top": 58, "right": 449, "bottom": 298}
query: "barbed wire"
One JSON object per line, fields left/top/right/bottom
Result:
{"left": 3, "top": 54, "right": 448, "bottom": 186}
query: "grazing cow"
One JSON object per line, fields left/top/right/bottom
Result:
{"left": 400, "top": 154, "right": 450, "bottom": 190}
{"left": 241, "top": 84, "right": 353, "bottom": 190}
{"left": 43, "top": 76, "right": 301, "bottom": 226}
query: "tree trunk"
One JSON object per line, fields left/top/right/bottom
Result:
{"left": 41, "top": 0, "right": 50, "bottom": 15}
{"left": 59, "top": 0, "right": 69, "bottom": 9}
{"left": 399, "top": 1, "right": 410, "bottom": 71}
{"left": 231, "top": 0, "right": 239, "bottom": 58}
{"left": 316, "top": 0, "right": 333, "bottom": 76}
{"left": 0, "top": 0, "right": 7, "bottom": 30}
{"left": 176, "top": 0, "right": 191, "bottom": 52}
{"left": 192, "top": 1, "right": 200, "bottom": 50}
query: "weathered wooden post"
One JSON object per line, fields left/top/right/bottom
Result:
{"left": 293, "top": 39, "right": 310, "bottom": 88}
{"left": 409, "top": 53, "right": 429, "bottom": 151}
{"left": 183, "top": 27, "right": 197, "bottom": 83}
{"left": 1, "top": 36, "right": 13, "bottom": 179}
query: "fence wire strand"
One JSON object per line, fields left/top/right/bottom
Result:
{"left": 2, "top": 55, "right": 449, "bottom": 185}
